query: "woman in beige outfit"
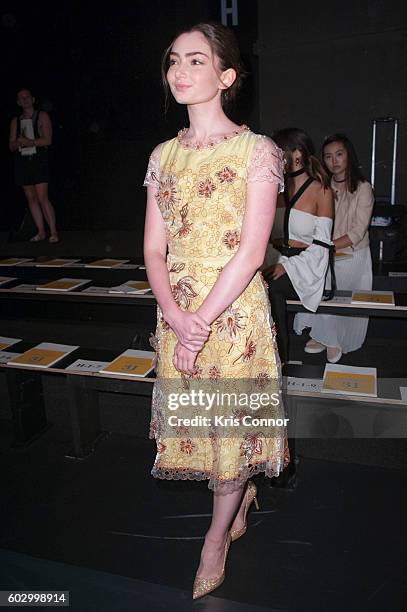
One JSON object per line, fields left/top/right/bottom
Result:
{"left": 294, "top": 134, "right": 374, "bottom": 363}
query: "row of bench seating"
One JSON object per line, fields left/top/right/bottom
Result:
{"left": 2, "top": 336, "right": 406, "bottom": 459}
{"left": 1, "top": 256, "right": 407, "bottom": 460}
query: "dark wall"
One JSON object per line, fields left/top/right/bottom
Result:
{"left": 5, "top": 2, "right": 404, "bottom": 234}
{"left": 2, "top": 1, "right": 258, "bottom": 234}
{"left": 258, "top": 0, "right": 407, "bottom": 205}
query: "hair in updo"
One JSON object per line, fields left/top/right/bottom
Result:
{"left": 161, "top": 22, "right": 247, "bottom": 110}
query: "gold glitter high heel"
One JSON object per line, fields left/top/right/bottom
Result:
{"left": 192, "top": 533, "right": 231, "bottom": 600}
{"left": 229, "top": 480, "right": 259, "bottom": 542}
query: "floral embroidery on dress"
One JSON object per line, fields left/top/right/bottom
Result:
{"left": 188, "top": 364, "right": 203, "bottom": 380}
{"left": 216, "top": 166, "right": 237, "bottom": 183}
{"left": 220, "top": 211, "right": 235, "bottom": 224}
{"left": 223, "top": 229, "right": 240, "bottom": 250}
{"left": 246, "top": 136, "right": 285, "bottom": 192}
{"left": 173, "top": 204, "right": 193, "bottom": 238}
{"left": 157, "top": 442, "right": 166, "bottom": 454}
{"left": 180, "top": 439, "right": 196, "bottom": 455}
{"left": 215, "top": 306, "right": 248, "bottom": 343}
{"left": 255, "top": 372, "right": 271, "bottom": 389}
{"left": 232, "top": 331, "right": 256, "bottom": 364}
{"left": 159, "top": 315, "right": 170, "bottom": 332}
{"left": 198, "top": 178, "right": 216, "bottom": 198}
{"left": 209, "top": 365, "right": 221, "bottom": 381}
{"left": 143, "top": 144, "right": 161, "bottom": 187}
{"left": 145, "top": 131, "right": 289, "bottom": 493}
{"left": 176, "top": 424, "right": 190, "bottom": 437}
{"left": 169, "top": 262, "right": 186, "bottom": 274}
{"left": 156, "top": 175, "right": 178, "bottom": 222}
{"left": 171, "top": 276, "right": 198, "bottom": 310}
{"left": 240, "top": 433, "right": 264, "bottom": 461}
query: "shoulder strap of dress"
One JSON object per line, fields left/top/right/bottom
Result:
{"left": 283, "top": 177, "right": 315, "bottom": 245}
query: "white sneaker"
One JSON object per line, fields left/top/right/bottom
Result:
{"left": 304, "top": 340, "right": 326, "bottom": 354}
{"left": 327, "top": 346, "right": 342, "bottom": 363}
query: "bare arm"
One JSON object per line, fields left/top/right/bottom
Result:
{"left": 35, "top": 111, "right": 52, "bottom": 146}
{"left": 316, "top": 185, "right": 334, "bottom": 219}
{"left": 143, "top": 184, "right": 174, "bottom": 315}
{"left": 197, "top": 179, "right": 279, "bottom": 324}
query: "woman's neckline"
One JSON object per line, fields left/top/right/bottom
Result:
{"left": 177, "top": 124, "right": 250, "bottom": 150}
{"left": 290, "top": 207, "right": 316, "bottom": 217}
{"left": 331, "top": 180, "right": 347, "bottom": 199}
{"left": 290, "top": 208, "right": 331, "bottom": 222}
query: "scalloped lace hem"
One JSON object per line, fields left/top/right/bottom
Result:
{"left": 151, "top": 457, "right": 289, "bottom": 495}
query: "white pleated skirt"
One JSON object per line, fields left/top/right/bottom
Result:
{"left": 293, "top": 246, "right": 373, "bottom": 354}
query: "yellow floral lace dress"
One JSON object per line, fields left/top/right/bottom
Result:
{"left": 144, "top": 126, "right": 290, "bottom": 493}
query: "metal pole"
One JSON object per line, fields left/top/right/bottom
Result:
{"left": 391, "top": 119, "right": 398, "bottom": 205}
{"left": 371, "top": 120, "right": 376, "bottom": 189}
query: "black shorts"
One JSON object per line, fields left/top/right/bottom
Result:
{"left": 14, "top": 150, "right": 49, "bottom": 186}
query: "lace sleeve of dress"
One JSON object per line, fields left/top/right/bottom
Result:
{"left": 247, "top": 135, "right": 285, "bottom": 193}
{"left": 143, "top": 143, "right": 162, "bottom": 187}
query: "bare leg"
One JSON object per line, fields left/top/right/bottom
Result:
{"left": 229, "top": 481, "right": 252, "bottom": 533}
{"left": 35, "top": 183, "right": 58, "bottom": 238}
{"left": 23, "top": 185, "right": 46, "bottom": 239}
{"left": 196, "top": 486, "right": 244, "bottom": 579}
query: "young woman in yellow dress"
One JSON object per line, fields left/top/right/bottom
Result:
{"left": 143, "top": 22, "right": 289, "bottom": 599}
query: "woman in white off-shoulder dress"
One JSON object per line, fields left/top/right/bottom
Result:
{"left": 295, "top": 134, "right": 374, "bottom": 363}
{"left": 264, "top": 128, "right": 334, "bottom": 365}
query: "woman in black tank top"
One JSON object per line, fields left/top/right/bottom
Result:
{"left": 9, "top": 88, "right": 58, "bottom": 243}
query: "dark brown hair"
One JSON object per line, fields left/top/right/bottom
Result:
{"left": 16, "top": 88, "right": 34, "bottom": 98}
{"left": 322, "top": 133, "right": 366, "bottom": 194}
{"left": 161, "top": 22, "right": 247, "bottom": 111}
{"left": 273, "top": 127, "right": 330, "bottom": 190}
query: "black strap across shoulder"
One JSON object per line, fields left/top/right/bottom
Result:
{"left": 281, "top": 177, "right": 337, "bottom": 301}
{"left": 283, "top": 177, "right": 314, "bottom": 245}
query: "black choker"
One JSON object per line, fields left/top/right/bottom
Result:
{"left": 333, "top": 177, "right": 346, "bottom": 183}
{"left": 287, "top": 168, "right": 306, "bottom": 178}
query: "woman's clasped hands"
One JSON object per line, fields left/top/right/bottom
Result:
{"left": 165, "top": 310, "right": 211, "bottom": 374}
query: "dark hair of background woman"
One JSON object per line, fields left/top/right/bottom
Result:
{"left": 161, "top": 22, "right": 247, "bottom": 112}
{"left": 273, "top": 127, "right": 330, "bottom": 189}
{"left": 322, "top": 133, "right": 366, "bottom": 194}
